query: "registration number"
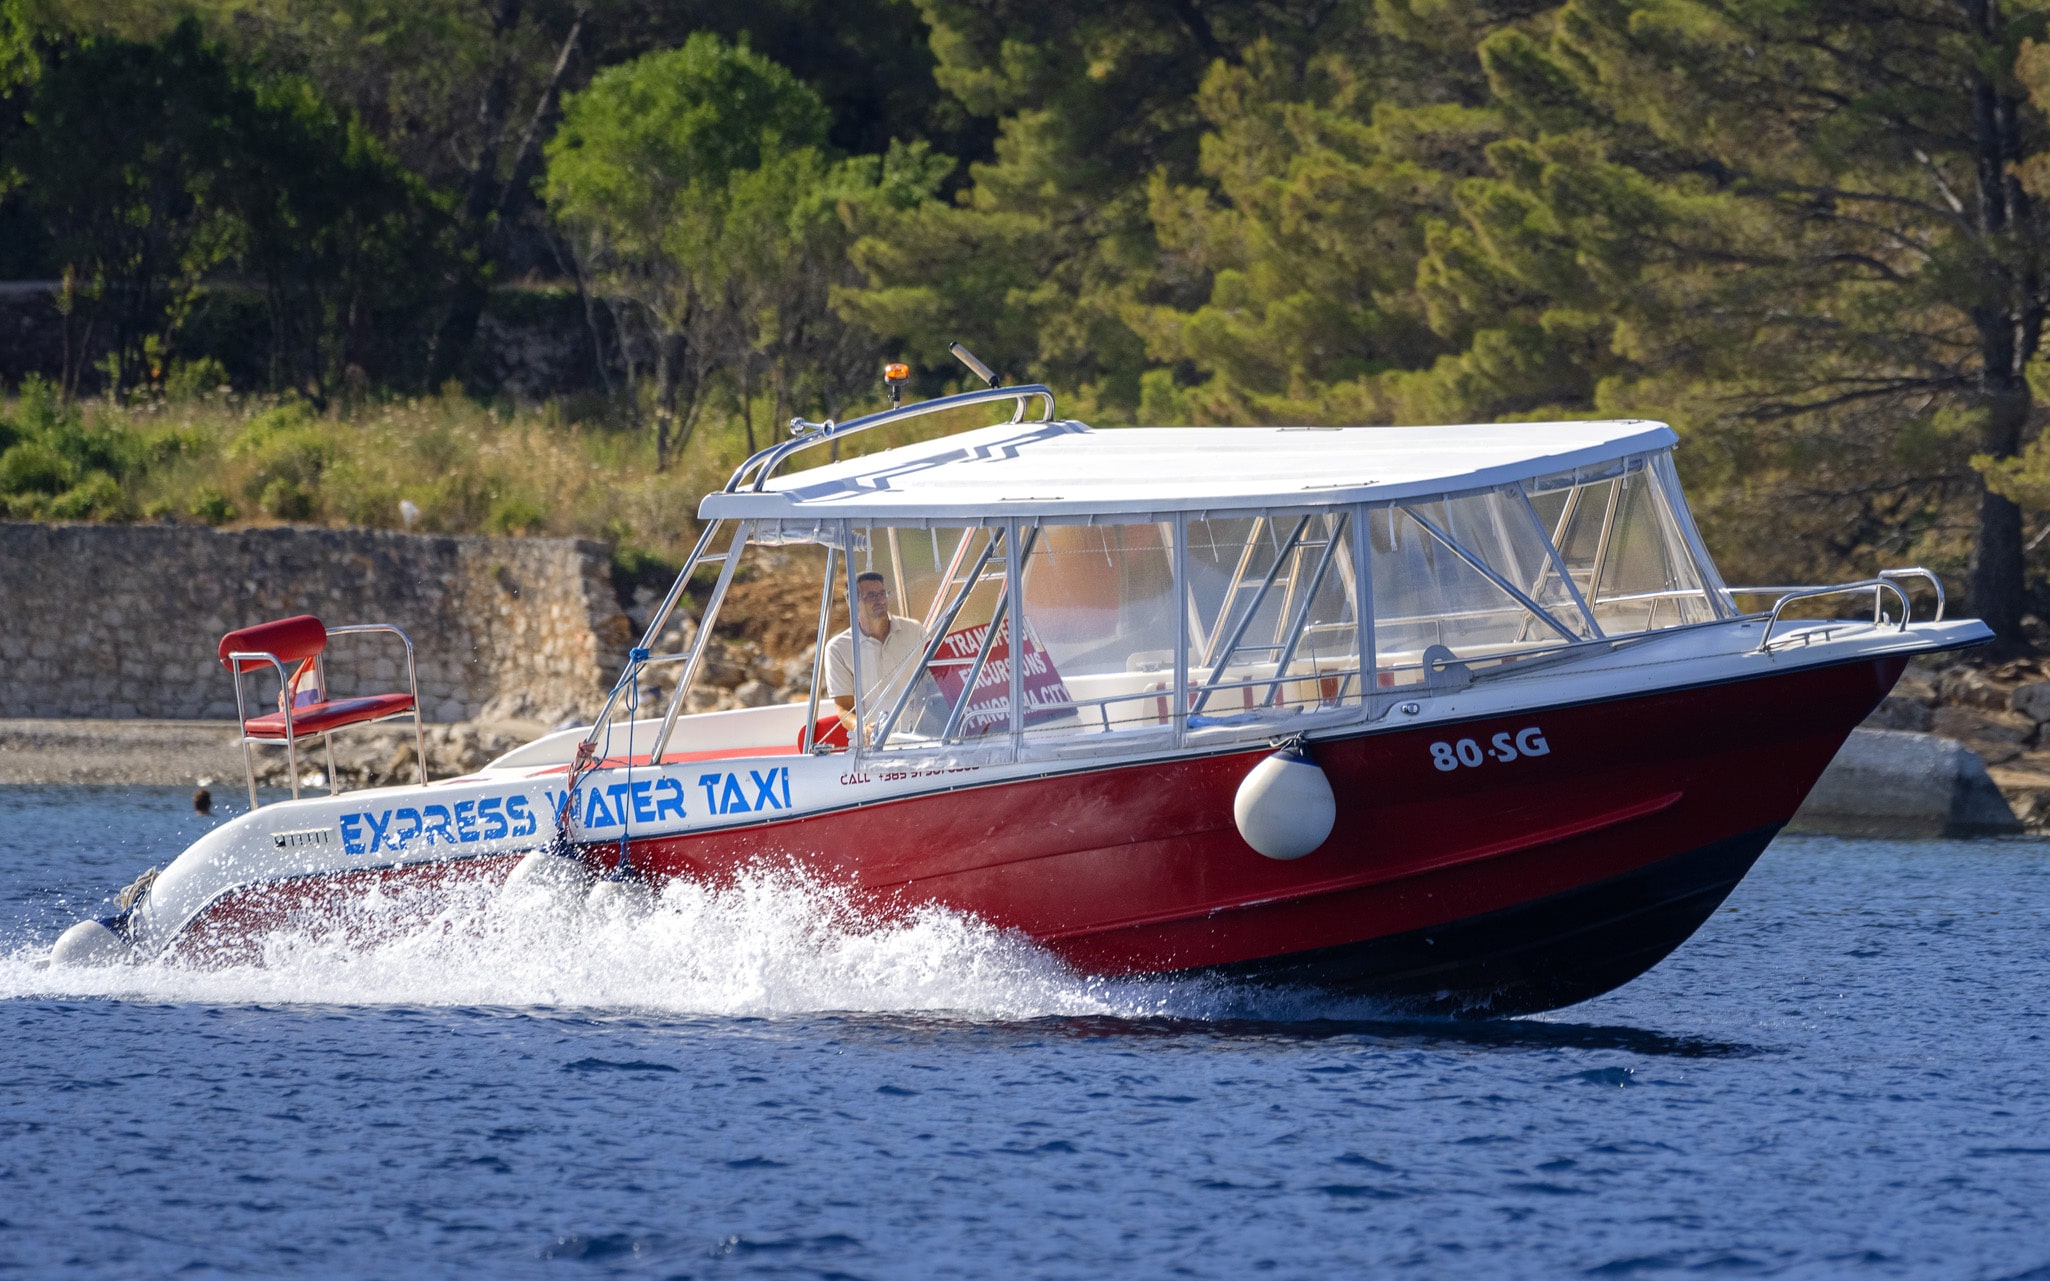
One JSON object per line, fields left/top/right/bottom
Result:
{"left": 1430, "top": 727, "right": 1550, "bottom": 772}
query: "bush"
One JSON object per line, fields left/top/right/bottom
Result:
{"left": 189, "top": 488, "right": 238, "bottom": 525}
{"left": 0, "top": 441, "right": 74, "bottom": 495}
{"left": 164, "top": 357, "right": 231, "bottom": 400}
{"left": 486, "top": 492, "right": 548, "bottom": 535}
{"left": 49, "top": 471, "right": 125, "bottom": 519}
{"left": 258, "top": 476, "right": 316, "bottom": 521}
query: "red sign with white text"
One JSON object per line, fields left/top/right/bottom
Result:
{"left": 927, "top": 619, "right": 1074, "bottom": 735}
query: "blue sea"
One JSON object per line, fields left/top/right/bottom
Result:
{"left": 2, "top": 784, "right": 2047, "bottom": 1280}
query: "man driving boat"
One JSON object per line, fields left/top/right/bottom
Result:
{"left": 826, "top": 572, "right": 927, "bottom": 739}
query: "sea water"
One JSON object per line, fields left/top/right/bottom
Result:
{"left": 1, "top": 785, "right": 2046, "bottom": 1280}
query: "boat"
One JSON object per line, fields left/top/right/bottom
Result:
{"left": 49, "top": 355, "right": 1989, "bottom": 1014}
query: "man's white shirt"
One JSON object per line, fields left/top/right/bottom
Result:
{"left": 825, "top": 615, "right": 927, "bottom": 716}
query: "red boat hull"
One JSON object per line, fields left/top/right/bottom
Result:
{"left": 612, "top": 653, "right": 1904, "bottom": 1013}
{"left": 178, "top": 654, "right": 1902, "bottom": 1014}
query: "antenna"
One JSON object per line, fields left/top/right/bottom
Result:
{"left": 948, "top": 341, "right": 1001, "bottom": 389}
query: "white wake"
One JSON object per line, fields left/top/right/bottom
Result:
{"left": 0, "top": 868, "right": 1263, "bottom": 1021}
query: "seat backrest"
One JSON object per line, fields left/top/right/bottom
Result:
{"left": 218, "top": 615, "right": 327, "bottom": 673}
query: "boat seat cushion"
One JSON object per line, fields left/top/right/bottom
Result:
{"left": 242, "top": 693, "right": 417, "bottom": 740}
{"left": 798, "top": 714, "right": 851, "bottom": 752}
{"left": 218, "top": 614, "right": 327, "bottom": 672}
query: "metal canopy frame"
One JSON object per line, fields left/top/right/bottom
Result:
{"left": 577, "top": 442, "right": 1772, "bottom": 768}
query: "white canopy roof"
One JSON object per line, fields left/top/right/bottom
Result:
{"left": 697, "top": 417, "right": 1679, "bottom": 522}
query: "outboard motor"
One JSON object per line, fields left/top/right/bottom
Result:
{"left": 49, "top": 866, "right": 155, "bottom": 967}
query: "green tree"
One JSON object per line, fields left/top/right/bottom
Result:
{"left": 546, "top": 33, "right": 915, "bottom": 466}
{"left": 1132, "top": 22, "right": 1513, "bottom": 425}
{"left": 3, "top": 16, "right": 446, "bottom": 399}
{"left": 7, "top": 19, "right": 247, "bottom": 396}
{"left": 1427, "top": 0, "right": 2050, "bottom": 646}
{"left": 838, "top": 0, "right": 1326, "bottom": 402}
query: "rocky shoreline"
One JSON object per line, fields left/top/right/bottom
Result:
{"left": 1866, "top": 657, "right": 2050, "bottom": 831}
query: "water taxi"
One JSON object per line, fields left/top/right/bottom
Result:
{"left": 52, "top": 363, "right": 1988, "bottom": 1014}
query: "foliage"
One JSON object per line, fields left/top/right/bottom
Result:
{"left": 0, "top": 378, "right": 831, "bottom": 554}
{"left": 0, "top": 377, "right": 133, "bottom": 517}
{"left": 545, "top": 34, "right": 942, "bottom": 464}
{"left": 1, "top": 17, "right": 449, "bottom": 401}
{"left": 18, "top": 0, "right": 2050, "bottom": 646}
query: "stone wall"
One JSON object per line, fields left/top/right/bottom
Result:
{"left": 0, "top": 522, "right": 632, "bottom": 722}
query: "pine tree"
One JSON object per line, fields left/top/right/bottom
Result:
{"left": 1464, "top": 0, "right": 2050, "bottom": 645}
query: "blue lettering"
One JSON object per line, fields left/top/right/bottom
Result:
{"left": 362, "top": 808, "right": 392, "bottom": 853}
{"left": 584, "top": 787, "right": 615, "bottom": 828}
{"left": 510, "top": 791, "right": 541, "bottom": 840}
{"left": 698, "top": 774, "right": 722, "bottom": 813}
{"left": 606, "top": 783, "right": 632, "bottom": 827}
{"left": 392, "top": 808, "right": 421, "bottom": 849}
{"left": 340, "top": 813, "right": 366, "bottom": 856}
{"left": 780, "top": 768, "right": 790, "bottom": 809}
{"left": 719, "top": 774, "right": 750, "bottom": 815}
{"left": 478, "top": 796, "right": 509, "bottom": 840}
{"left": 421, "top": 804, "right": 455, "bottom": 846}
{"left": 750, "top": 770, "right": 781, "bottom": 811}
{"left": 653, "top": 777, "right": 687, "bottom": 821}
{"left": 454, "top": 800, "right": 479, "bottom": 844}
{"left": 630, "top": 779, "right": 656, "bottom": 824}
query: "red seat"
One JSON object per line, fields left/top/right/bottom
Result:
{"left": 798, "top": 714, "right": 851, "bottom": 752}
{"left": 242, "top": 692, "right": 419, "bottom": 740}
{"left": 218, "top": 613, "right": 426, "bottom": 805}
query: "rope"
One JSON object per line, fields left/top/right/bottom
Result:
{"left": 547, "top": 646, "right": 649, "bottom": 872}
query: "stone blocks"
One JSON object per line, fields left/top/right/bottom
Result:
{"left": 0, "top": 522, "right": 629, "bottom": 722}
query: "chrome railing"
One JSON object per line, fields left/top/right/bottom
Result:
{"left": 1741, "top": 579, "right": 1914, "bottom": 653}
{"left": 724, "top": 384, "right": 1059, "bottom": 494}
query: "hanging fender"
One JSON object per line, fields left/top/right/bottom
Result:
{"left": 1233, "top": 740, "right": 1336, "bottom": 860}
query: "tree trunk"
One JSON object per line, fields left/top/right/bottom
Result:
{"left": 425, "top": 0, "right": 530, "bottom": 388}
{"left": 1971, "top": 381, "right": 2030, "bottom": 648}
{"left": 741, "top": 358, "right": 757, "bottom": 456}
{"left": 1964, "top": 1, "right": 2035, "bottom": 650}
{"left": 653, "top": 334, "right": 675, "bottom": 471}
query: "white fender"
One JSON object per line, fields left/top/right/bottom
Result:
{"left": 584, "top": 874, "right": 653, "bottom": 914}
{"left": 503, "top": 846, "right": 595, "bottom": 894}
{"left": 1233, "top": 744, "right": 1336, "bottom": 860}
{"left": 50, "top": 918, "right": 132, "bottom": 967}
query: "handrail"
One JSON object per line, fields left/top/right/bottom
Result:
{"left": 724, "top": 384, "right": 1058, "bottom": 494}
{"left": 1878, "top": 567, "right": 1946, "bottom": 621}
{"left": 320, "top": 623, "right": 428, "bottom": 793}
{"left": 1730, "top": 569, "right": 1946, "bottom": 623}
{"left": 227, "top": 649, "right": 295, "bottom": 810}
{"left": 1754, "top": 579, "right": 1911, "bottom": 653}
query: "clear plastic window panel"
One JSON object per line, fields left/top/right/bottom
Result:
{"left": 1368, "top": 497, "right": 1587, "bottom": 687}
{"left": 1182, "top": 513, "right": 1362, "bottom": 728}
{"left": 1524, "top": 456, "right": 1718, "bottom": 633}
{"left": 851, "top": 524, "right": 1012, "bottom": 750}
{"left": 1008, "top": 523, "right": 1182, "bottom": 747}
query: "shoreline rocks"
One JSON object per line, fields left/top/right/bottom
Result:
{"left": 1791, "top": 728, "right": 2022, "bottom": 838}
